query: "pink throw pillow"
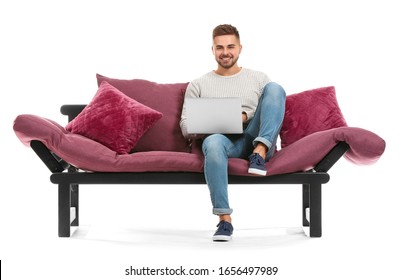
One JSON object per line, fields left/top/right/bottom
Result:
{"left": 280, "top": 86, "right": 347, "bottom": 148}
{"left": 65, "top": 81, "right": 162, "bottom": 154}
{"left": 96, "top": 74, "right": 189, "bottom": 153}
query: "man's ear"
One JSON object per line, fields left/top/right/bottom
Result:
{"left": 239, "top": 44, "right": 243, "bottom": 54}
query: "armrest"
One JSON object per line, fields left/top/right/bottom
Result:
{"left": 60, "top": 105, "right": 86, "bottom": 122}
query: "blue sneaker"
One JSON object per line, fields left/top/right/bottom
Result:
{"left": 248, "top": 153, "right": 267, "bottom": 176}
{"left": 213, "top": 221, "right": 233, "bottom": 241}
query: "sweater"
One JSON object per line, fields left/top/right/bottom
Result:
{"left": 180, "top": 68, "right": 271, "bottom": 138}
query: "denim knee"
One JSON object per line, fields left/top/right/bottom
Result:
{"left": 202, "top": 134, "right": 229, "bottom": 157}
{"left": 264, "top": 82, "right": 286, "bottom": 101}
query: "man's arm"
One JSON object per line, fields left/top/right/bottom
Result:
{"left": 180, "top": 82, "right": 201, "bottom": 139}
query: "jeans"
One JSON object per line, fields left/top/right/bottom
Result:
{"left": 202, "top": 82, "right": 286, "bottom": 215}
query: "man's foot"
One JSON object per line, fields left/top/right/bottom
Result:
{"left": 213, "top": 221, "right": 233, "bottom": 242}
{"left": 248, "top": 153, "right": 267, "bottom": 176}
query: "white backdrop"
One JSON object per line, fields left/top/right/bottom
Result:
{"left": 1, "top": 0, "right": 400, "bottom": 279}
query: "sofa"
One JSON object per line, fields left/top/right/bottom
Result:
{"left": 13, "top": 74, "right": 386, "bottom": 238}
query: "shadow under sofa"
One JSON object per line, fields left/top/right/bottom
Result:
{"left": 13, "top": 75, "right": 386, "bottom": 238}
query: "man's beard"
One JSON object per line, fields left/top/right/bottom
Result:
{"left": 216, "top": 55, "right": 239, "bottom": 69}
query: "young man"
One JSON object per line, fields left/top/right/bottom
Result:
{"left": 180, "top": 24, "right": 286, "bottom": 241}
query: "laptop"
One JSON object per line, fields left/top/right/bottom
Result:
{"left": 185, "top": 98, "right": 243, "bottom": 134}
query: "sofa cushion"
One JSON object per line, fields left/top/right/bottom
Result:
{"left": 65, "top": 81, "right": 162, "bottom": 154}
{"left": 228, "top": 127, "right": 386, "bottom": 176}
{"left": 280, "top": 86, "right": 347, "bottom": 148}
{"left": 14, "top": 115, "right": 385, "bottom": 175}
{"left": 14, "top": 114, "right": 204, "bottom": 172}
{"left": 96, "top": 74, "right": 190, "bottom": 153}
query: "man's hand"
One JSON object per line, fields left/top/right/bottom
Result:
{"left": 242, "top": 112, "right": 248, "bottom": 123}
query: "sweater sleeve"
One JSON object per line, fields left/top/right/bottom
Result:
{"left": 180, "top": 82, "right": 200, "bottom": 139}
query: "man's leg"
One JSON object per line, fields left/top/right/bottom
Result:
{"left": 202, "top": 134, "right": 239, "bottom": 241}
{"left": 202, "top": 134, "right": 234, "bottom": 216}
{"left": 245, "top": 82, "right": 286, "bottom": 174}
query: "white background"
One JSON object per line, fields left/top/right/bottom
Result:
{"left": 1, "top": 0, "right": 400, "bottom": 279}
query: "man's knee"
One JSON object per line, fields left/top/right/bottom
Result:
{"left": 202, "top": 134, "right": 228, "bottom": 155}
{"left": 263, "top": 82, "right": 286, "bottom": 102}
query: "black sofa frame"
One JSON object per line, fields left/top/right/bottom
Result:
{"left": 29, "top": 104, "right": 350, "bottom": 238}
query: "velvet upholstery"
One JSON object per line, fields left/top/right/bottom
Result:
{"left": 280, "top": 86, "right": 347, "bottom": 148}
{"left": 13, "top": 82, "right": 385, "bottom": 176}
{"left": 14, "top": 114, "right": 204, "bottom": 172}
{"left": 65, "top": 81, "right": 162, "bottom": 154}
{"left": 229, "top": 127, "right": 385, "bottom": 176}
{"left": 14, "top": 115, "right": 385, "bottom": 175}
{"left": 96, "top": 74, "right": 189, "bottom": 153}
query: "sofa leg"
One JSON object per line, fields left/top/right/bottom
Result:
{"left": 309, "top": 183, "right": 322, "bottom": 237}
{"left": 302, "top": 184, "right": 310, "bottom": 226}
{"left": 58, "top": 183, "right": 71, "bottom": 237}
{"left": 70, "top": 184, "right": 79, "bottom": 226}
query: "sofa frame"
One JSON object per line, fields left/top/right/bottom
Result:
{"left": 29, "top": 105, "right": 350, "bottom": 238}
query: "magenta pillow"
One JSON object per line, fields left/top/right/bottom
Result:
{"left": 96, "top": 74, "right": 189, "bottom": 152}
{"left": 280, "top": 86, "right": 347, "bottom": 148}
{"left": 65, "top": 81, "right": 162, "bottom": 154}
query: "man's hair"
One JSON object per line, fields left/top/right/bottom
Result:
{"left": 212, "top": 24, "right": 240, "bottom": 40}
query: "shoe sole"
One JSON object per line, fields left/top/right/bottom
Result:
{"left": 248, "top": 167, "right": 267, "bottom": 176}
{"left": 213, "top": 235, "right": 232, "bottom": 242}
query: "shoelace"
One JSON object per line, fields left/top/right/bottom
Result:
{"left": 217, "top": 221, "right": 232, "bottom": 232}
{"left": 249, "top": 153, "right": 264, "bottom": 164}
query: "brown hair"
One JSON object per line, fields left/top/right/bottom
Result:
{"left": 212, "top": 24, "right": 240, "bottom": 40}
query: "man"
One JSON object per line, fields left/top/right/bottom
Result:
{"left": 180, "top": 24, "right": 286, "bottom": 241}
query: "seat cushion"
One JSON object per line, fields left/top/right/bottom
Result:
{"left": 96, "top": 74, "right": 190, "bottom": 153}
{"left": 14, "top": 114, "right": 204, "bottom": 172}
{"left": 228, "top": 127, "right": 385, "bottom": 176}
{"left": 13, "top": 115, "right": 385, "bottom": 175}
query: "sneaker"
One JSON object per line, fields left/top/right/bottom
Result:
{"left": 248, "top": 153, "right": 267, "bottom": 176}
{"left": 213, "top": 221, "right": 233, "bottom": 241}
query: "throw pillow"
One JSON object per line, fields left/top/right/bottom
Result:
{"left": 96, "top": 74, "right": 189, "bottom": 152}
{"left": 280, "top": 86, "right": 347, "bottom": 148}
{"left": 65, "top": 81, "right": 163, "bottom": 154}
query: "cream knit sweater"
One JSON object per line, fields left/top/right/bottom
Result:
{"left": 180, "top": 68, "right": 270, "bottom": 138}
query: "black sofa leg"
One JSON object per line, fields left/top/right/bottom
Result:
{"left": 302, "top": 184, "right": 310, "bottom": 227}
{"left": 309, "top": 183, "right": 322, "bottom": 237}
{"left": 58, "top": 183, "right": 71, "bottom": 237}
{"left": 70, "top": 184, "right": 79, "bottom": 227}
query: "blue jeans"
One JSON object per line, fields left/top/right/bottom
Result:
{"left": 202, "top": 82, "right": 286, "bottom": 215}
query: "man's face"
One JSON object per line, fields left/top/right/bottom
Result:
{"left": 212, "top": 35, "right": 242, "bottom": 69}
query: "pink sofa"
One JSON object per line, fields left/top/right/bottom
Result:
{"left": 13, "top": 74, "right": 386, "bottom": 238}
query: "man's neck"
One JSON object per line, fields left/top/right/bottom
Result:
{"left": 214, "top": 65, "right": 242, "bottom": 76}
